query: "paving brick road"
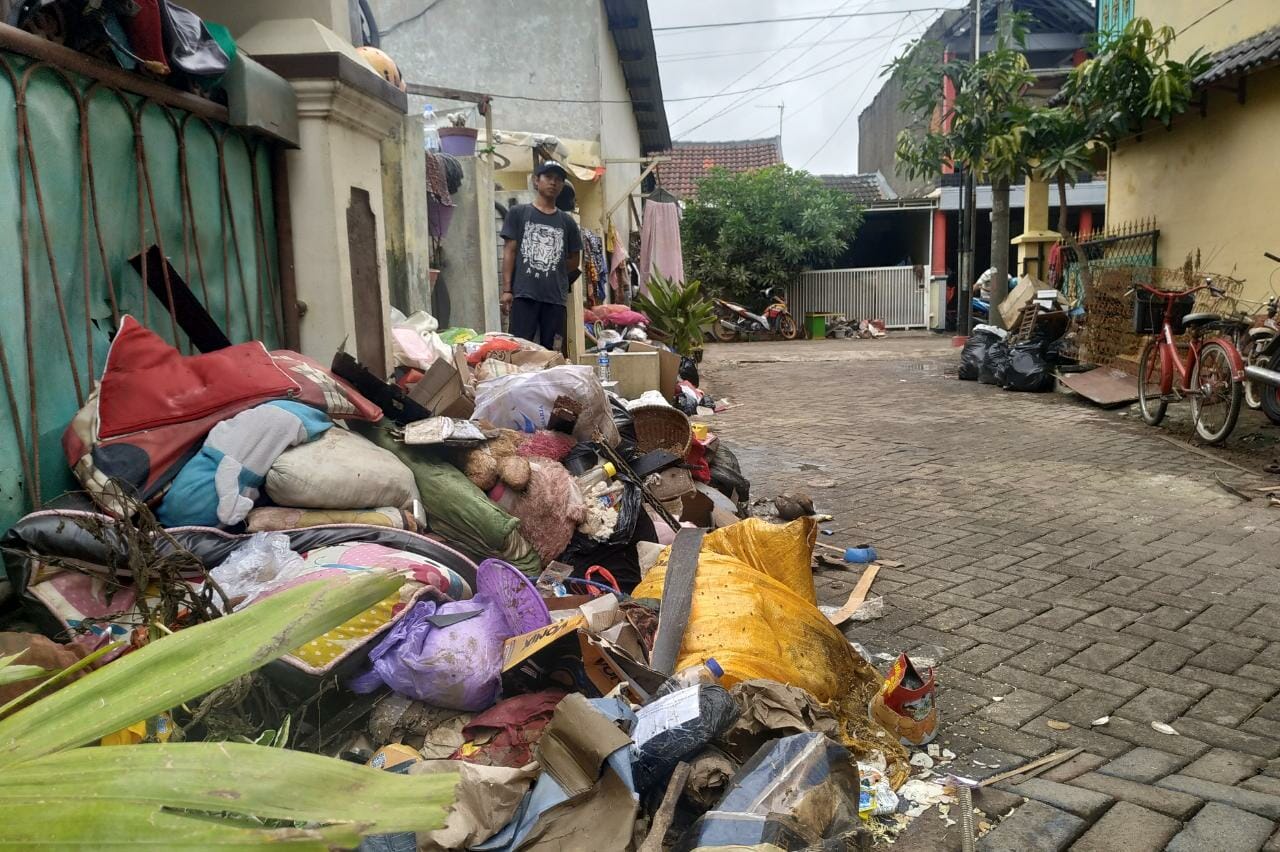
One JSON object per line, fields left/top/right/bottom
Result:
{"left": 701, "top": 334, "right": 1280, "bottom": 850}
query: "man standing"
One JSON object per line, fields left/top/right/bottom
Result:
{"left": 500, "top": 161, "right": 582, "bottom": 351}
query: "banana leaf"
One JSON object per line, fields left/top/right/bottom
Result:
{"left": 0, "top": 572, "right": 405, "bottom": 768}
{"left": 0, "top": 741, "right": 457, "bottom": 833}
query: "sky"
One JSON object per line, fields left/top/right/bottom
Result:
{"left": 648, "top": 0, "right": 964, "bottom": 175}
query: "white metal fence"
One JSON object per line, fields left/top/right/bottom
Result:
{"left": 789, "top": 266, "right": 928, "bottom": 329}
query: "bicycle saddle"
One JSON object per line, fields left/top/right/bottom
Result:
{"left": 1180, "top": 312, "right": 1222, "bottom": 327}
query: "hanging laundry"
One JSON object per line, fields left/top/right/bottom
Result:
{"left": 639, "top": 201, "right": 684, "bottom": 292}
{"left": 582, "top": 229, "right": 608, "bottom": 305}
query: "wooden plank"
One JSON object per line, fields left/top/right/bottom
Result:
{"left": 1057, "top": 368, "right": 1138, "bottom": 407}
{"left": 637, "top": 762, "right": 691, "bottom": 852}
{"left": 650, "top": 528, "right": 705, "bottom": 676}
{"left": 825, "top": 565, "right": 880, "bottom": 625}
{"left": 978, "top": 747, "right": 1084, "bottom": 788}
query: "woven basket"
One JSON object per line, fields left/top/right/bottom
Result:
{"left": 631, "top": 404, "right": 692, "bottom": 456}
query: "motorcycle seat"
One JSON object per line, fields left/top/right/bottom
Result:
{"left": 1248, "top": 326, "right": 1274, "bottom": 339}
{"left": 1181, "top": 312, "right": 1222, "bottom": 328}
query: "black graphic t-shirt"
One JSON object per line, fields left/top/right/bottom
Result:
{"left": 501, "top": 204, "right": 582, "bottom": 306}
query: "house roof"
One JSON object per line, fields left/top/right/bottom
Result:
{"left": 656, "top": 137, "right": 783, "bottom": 198}
{"left": 604, "top": 0, "right": 671, "bottom": 152}
{"left": 1194, "top": 23, "right": 1280, "bottom": 86}
{"left": 945, "top": 0, "right": 1095, "bottom": 45}
{"left": 818, "top": 173, "right": 898, "bottom": 205}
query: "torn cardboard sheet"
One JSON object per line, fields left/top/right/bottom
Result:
{"left": 723, "top": 679, "right": 841, "bottom": 760}
{"left": 412, "top": 760, "right": 538, "bottom": 852}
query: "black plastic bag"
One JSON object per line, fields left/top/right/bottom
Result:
{"left": 1004, "top": 341, "right": 1054, "bottom": 392}
{"left": 708, "top": 445, "right": 750, "bottom": 504}
{"left": 159, "top": 2, "right": 229, "bottom": 79}
{"left": 609, "top": 396, "right": 638, "bottom": 448}
{"left": 979, "top": 339, "right": 1011, "bottom": 386}
{"left": 631, "top": 684, "right": 740, "bottom": 793}
{"left": 557, "top": 478, "right": 654, "bottom": 591}
{"left": 679, "top": 356, "right": 700, "bottom": 387}
{"left": 959, "top": 330, "right": 999, "bottom": 381}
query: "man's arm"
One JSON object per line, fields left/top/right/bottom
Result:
{"left": 501, "top": 239, "right": 517, "bottom": 313}
{"left": 564, "top": 216, "right": 582, "bottom": 277}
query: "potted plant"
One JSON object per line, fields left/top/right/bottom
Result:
{"left": 634, "top": 274, "right": 715, "bottom": 361}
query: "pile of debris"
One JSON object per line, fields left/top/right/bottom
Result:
{"left": 0, "top": 310, "right": 968, "bottom": 848}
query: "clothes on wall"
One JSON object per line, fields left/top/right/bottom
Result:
{"left": 639, "top": 201, "right": 684, "bottom": 291}
{"left": 581, "top": 229, "right": 608, "bottom": 306}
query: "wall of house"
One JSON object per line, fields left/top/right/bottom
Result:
{"left": 1134, "top": 0, "right": 1279, "bottom": 59}
{"left": 597, "top": 12, "right": 644, "bottom": 241}
{"left": 372, "top": 0, "right": 603, "bottom": 138}
{"left": 857, "top": 73, "right": 935, "bottom": 199}
{"left": 1106, "top": 68, "right": 1280, "bottom": 301}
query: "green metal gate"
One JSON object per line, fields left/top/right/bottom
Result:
{"left": 0, "top": 41, "right": 285, "bottom": 534}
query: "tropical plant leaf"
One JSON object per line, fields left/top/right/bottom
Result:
{"left": 0, "top": 640, "right": 128, "bottom": 719}
{"left": 0, "top": 741, "right": 457, "bottom": 837}
{"left": 0, "top": 798, "right": 365, "bottom": 849}
{"left": 0, "top": 573, "right": 404, "bottom": 768}
{"left": 0, "top": 664, "right": 50, "bottom": 688}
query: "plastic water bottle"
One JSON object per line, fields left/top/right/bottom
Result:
{"left": 422, "top": 104, "right": 441, "bottom": 152}
{"left": 654, "top": 658, "right": 724, "bottom": 699}
{"left": 595, "top": 349, "right": 611, "bottom": 383}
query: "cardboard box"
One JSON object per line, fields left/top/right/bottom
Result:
{"left": 408, "top": 353, "right": 474, "bottom": 419}
{"left": 625, "top": 342, "right": 681, "bottom": 398}
{"left": 999, "top": 275, "right": 1042, "bottom": 328}
{"left": 576, "top": 350, "right": 660, "bottom": 400}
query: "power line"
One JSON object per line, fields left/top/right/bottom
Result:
{"left": 659, "top": 31, "right": 908, "bottom": 64}
{"left": 1176, "top": 0, "right": 1240, "bottom": 35}
{"left": 667, "top": 0, "right": 873, "bottom": 131}
{"left": 655, "top": 7, "right": 962, "bottom": 33}
{"left": 802, "top": 11, "right": 919, "bottom": 169}
{"left": 676, "top": 6, "right": 909, "bottom": 137}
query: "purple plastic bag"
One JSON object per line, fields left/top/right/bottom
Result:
{"left": 350, "top": 559, "right": 550, "bottom": 711}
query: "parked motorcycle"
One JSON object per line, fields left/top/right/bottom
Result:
{"left": 1239, "top": 253, "right": 1280, "bottom": 424}
{"left": 711, "top": 286, "right": 798, "bottom": 342}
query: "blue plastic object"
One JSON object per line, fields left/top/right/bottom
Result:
{"left": 843, "top": 546, "right": 877, "bottom": 564}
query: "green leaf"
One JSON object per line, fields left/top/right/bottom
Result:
{"left": 0, "top": 665, "right": 51, "bottom": 688}
{"left": 0, "top": 798, "right": 365, "bottom": 849}
{"left": 0, "top": 640, "right": 128, "bottom": 718}
{"left": 0, "top": 573, "right": 404, "bottom": 768}
{"left": 0, "top": 741, "right": 457, "bottom": 837}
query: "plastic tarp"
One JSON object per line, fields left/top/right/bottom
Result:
{"left": 633, "top": 518, "right": 907, "bottom": 785}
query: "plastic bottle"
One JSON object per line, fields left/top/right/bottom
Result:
{"left": 595, "top": 349, "right": 611, "bottom": 383}
{"left": 654, "top": 658, "right": 723, "bottom": 699}
{"left": 422, "top": 104, "right": 441, "bottom": 152}
{"left": 576, "top": 461, "right": 616, "bottom": 492}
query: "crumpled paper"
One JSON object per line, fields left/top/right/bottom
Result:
{"left": 723, "top": 679, "right": 842, "bottom": 760}
{"left": 411, "top": 760, "right": 538, "bottom": 851}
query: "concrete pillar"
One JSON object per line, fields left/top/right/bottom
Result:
{"left": 1012, "top": 175, "right": 1059, "bottom": 280}
{"left": 381, "top": 116, "right": 432, "bottom": 316}
{"left": 932, "top": 208, "right": 948, "bottom": 277}
{"left": 438, "top": 157, "right": 499, "bottom": 334}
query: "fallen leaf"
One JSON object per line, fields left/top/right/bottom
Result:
{"left": 1046, "top": 719, "right": 1071, "bottom": 731}
{"left": 1091, "top": 716, "right": 1110, "bottom": 727}
{"left": 1151, "top": 721, "right": 1179, "bottom": 736}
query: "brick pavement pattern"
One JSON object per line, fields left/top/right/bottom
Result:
{"left": 701, "top": 336, "right": 1280, "bottom": 850}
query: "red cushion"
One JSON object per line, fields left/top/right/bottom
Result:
{"left": 97, "top": 316, "right": 298, "bottom": 440}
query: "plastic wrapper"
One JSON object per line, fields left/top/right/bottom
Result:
{"left": 1004, "top": 341, "right": 1054, "bottom": 392}
{"left": 209, "top": 532, "right": 307, "bottom": 609}
{"left": 473, "top": 365, "right": 620, "bottom": 445}
{"left": 675, "top": 733, "right": 862, "bottom": 851}
{"left": 634, "top": 518, "right": 907, "bottom": 785}
{"left": 630, "top": 684, "right": 739, "bottom": 793}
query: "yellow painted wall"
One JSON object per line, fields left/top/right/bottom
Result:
{"left": 1106, "top": 68, "right": 1280, "bottom": 301}
{"left": 1133, "top": 0, "right": 1280, "bottom": 59}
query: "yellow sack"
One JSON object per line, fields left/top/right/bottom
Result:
{"left": 634, "top": 518, "right": 907, "bottom": 785}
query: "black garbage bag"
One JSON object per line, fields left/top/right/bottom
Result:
{"left": 979, "top": 339, "right": 1011, "bottom": 386}
{"left": 959, "top": 329, "right": 1000, "bottom": 380}
{"left": 708, "top": 445, "right": 750, "bottom": 505}
{"left": 1004, "top": 341, "right": 1054, "bottom": 392}
{"left": 679, "top": 356, "right": 701, "bottom": 387}
{"left": 632, "top": 684, "right": 740, "bottom": 794}
{"left": 557, "top": 478, "right": 655, "bottom": 591}
{"left": 609, "top": 396, "right": 638, "bottom": 448}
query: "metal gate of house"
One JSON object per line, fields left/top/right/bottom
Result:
{"left": 0, "top": 34, "right": 285, "bottom": 533}
{"left": 788, "top": 266, "right": 928, "bottom": 329}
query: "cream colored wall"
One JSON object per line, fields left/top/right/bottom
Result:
{"left": 597, "top": 12, "right": 644, "bottom": 241}
{"left": 1106, "top": 69, "right": 1280, "bottom": 301}
{"left": 1134, "top": 0, "right": 1280, "bottom": 59}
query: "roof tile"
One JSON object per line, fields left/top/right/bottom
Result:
{"left": 655, "top": 137, "right": 783, "bottom": 198}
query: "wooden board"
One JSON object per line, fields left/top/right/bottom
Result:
{"left": 1058, "top": 368, "right": 1139, "bottom": 407}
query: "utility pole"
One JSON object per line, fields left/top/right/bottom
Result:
{"left": 755, "top": 102, "right": 785, "bottom": 139}
{"left": 961, "top": 0, "right": 981, "bottom": 334}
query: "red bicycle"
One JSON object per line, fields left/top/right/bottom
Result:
{"left": 1136, "top": 280, "right": 1247, "bottom": 444}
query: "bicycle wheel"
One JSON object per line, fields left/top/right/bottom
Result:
{"left": 1190, "top": 340, "right": 1243, "bottom": 444}
{"left": 1137, "top": 340, "right": 1167, "bottom": 426}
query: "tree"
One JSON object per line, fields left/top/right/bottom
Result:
{"left": 891, "top": 10, "right": 1035, "bottom": 327}
{"left": 681, "top": 165, "right": 863, "bottom": 307}
{"left": 1029, "top": 19, "right": 1210, "bottom": 292}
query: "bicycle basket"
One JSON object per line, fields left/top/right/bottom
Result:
{"left": 1133, "top": 289, "right": 1195, "bottom": 335}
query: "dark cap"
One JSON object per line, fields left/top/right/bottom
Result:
{"left": 534, "top": 160, "right": 568, "bottom": 179}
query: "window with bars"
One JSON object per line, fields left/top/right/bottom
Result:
{"left": 1098, "top": 0, "right": 1135, "bottom": 42}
